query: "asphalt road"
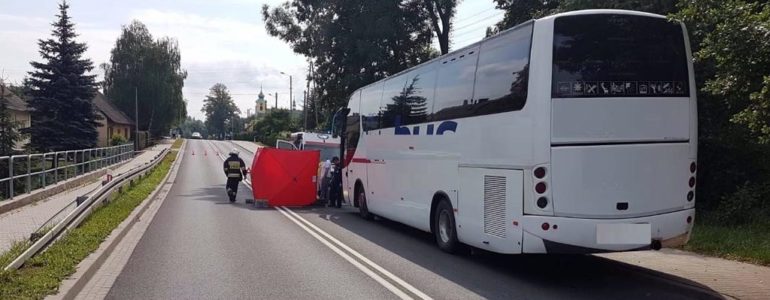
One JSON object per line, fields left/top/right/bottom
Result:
{"left": 108, "top": 139, "right": 720, "bottom": 299}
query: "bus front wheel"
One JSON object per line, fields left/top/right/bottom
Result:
{"left": 434, "top": 200, "right": 459, "bottom": 253}
{"left": 358, "top": 189, "right": 372, "bottom": 220}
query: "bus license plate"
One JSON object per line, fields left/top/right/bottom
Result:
{"left": 596, "top": 223, "right": 651, "bottom": 245}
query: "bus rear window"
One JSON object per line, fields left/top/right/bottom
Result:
{"left": 552, "top": 14, "right": 690, "bottom": 98}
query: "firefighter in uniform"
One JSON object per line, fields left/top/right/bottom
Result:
{"left": 223, "top": 149, "right": 248, "bottom": 202}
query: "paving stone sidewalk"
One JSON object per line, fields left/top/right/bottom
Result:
{"left": 600, "top": 246, "right": 768, "bottom": 299}
{"left": 0, "top": 142, "right": 171, "bottom": 254}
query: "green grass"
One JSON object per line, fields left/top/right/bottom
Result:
{"left": 0, "top": 150, "right": 177, "bottom": 299}
{"left": 684, "top": 219, "right": 770, "bottom": 266}
{"left": 0, "top": 241, "right": 31, "bottom": 270}
{"left": 171, "top": 138, "right": 183, "bottom": 149}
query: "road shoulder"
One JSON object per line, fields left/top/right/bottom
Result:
{"left": 48, "top": 140, "right": 186, "bottom": 300}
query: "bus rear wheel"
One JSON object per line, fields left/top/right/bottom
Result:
{"left": 434, "top": 200, "right": 459, "bottom": 253}
{"left": 358, "top": 189, "right": 372, "bottom": 220}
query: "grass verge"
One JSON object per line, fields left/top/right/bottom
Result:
{"left": 0, "top": 150, "right": 177, "bottom": 299}
{"left": 0, "top": 241, "right": 31, "bottom": 270}
{"left": 171, "top": 138, "right": 183, "bottom": 149}
{"left": 684, "top": 218, "right": 770, "bottom": 266}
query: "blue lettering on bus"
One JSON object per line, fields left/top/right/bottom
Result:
{"left": 394, "top": 120, "right": 457, "bottom": 136}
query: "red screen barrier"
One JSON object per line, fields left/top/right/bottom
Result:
{"left": 250, "top": 148, "right": 319, "bottom": 207}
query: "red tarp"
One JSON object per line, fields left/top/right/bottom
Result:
{"left": 250, "top": 148, "right": 320, "bottom": 206}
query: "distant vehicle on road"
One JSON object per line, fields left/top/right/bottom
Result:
{"left": 276, "top": 132, "right": 340, "bottom": 163}
{"left": 339, "top": 10, "right": 697, "bottom": 255}
{"left": 191, "top": 132, "right": 202, "bottom": 139}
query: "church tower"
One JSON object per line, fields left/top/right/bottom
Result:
{"left": 255, "top": 85, "right": 267, "bottom": 119}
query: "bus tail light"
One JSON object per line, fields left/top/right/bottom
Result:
{"left": 689, "top": 177, "right": 696, "bottom": 188}
{"left": 529, "top": 164, "right": 552, "bottom": 215}
{"left": 687, "top": 216, "right": 693, "bottom": 224}
{"left": 687, "top": 191, "right": 694, "bottom": 201}
{"left": 690, "top": 162, "right": 697, "bottom": 173}
{"left": 541, "top": 222, "right": 550, "bottom": 230}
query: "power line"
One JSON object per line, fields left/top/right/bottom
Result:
{"left": 453, "top": 10, "right": 502, "bottom": 28}
{"left": 453, "top": 7, "right": 496, "bottom": 25}
{"left": 452, "top": 13, "right": 504, "bottom": 35}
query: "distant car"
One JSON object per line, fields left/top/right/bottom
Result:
{"left": 191, "top": 132, "right": 202, "bottom": 139}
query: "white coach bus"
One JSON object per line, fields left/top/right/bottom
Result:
{"left": 340, "top": 10, "right": 697, "bottom": 254}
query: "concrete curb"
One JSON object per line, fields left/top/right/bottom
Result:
{"left": 49, "top": 141, "right": 186, "bottom": 300}
{"left": 0, "top": 160, "right": 131, "bottom": 216}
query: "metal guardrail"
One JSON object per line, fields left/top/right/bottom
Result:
{"left": 4, "top": 147, "right": 170, "bottom": 271}
{"left": 0, "top": 144, "right": 134, "bottom": 200}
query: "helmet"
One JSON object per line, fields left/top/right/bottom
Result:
{"left": 229, "top": 148, "right": 239, "bottom": 156}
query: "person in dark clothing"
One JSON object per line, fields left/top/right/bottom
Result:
{"left": 328, "top": 156, "right": 342, "bottom": 208}
{"left": 223, "top": 149, "right": 248, "bottom": 202}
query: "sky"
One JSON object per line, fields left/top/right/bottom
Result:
{"left": 0, "top": 0, "right": 504, "bottom": 120}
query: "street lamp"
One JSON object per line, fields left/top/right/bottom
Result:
{"left": 280, "top": 71, "right": 293, "bottom": 112}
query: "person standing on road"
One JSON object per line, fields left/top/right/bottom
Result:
{"left": 223, "top": 149, "right": 248, "bottom": 203}
{"left": 318, "top": 159, "right": 332, "bottom": 205}
{"left": 328, "top": 156, "right": 342, "bottom": 208}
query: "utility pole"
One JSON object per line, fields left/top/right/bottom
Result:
{"left": 289, "top": 75, "right": 293, "bottom": 112}
{"left": 311, "top": 61, "right": 318, "bottom": 127}
{"left": 134, "top": 87, "right": 139, "bottom": 151}
{"left": 307, "top": 62, "right": 312, "bottom": 129}
{"left": 274, "top": 92, "right": 278, "bottom": 111}
{"left": 303, "top": 90, "right": 307, "bottom": 130}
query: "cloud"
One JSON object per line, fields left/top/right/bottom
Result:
{"left": 0, "top": 13, "right": 119, "bottom": 83}
{"left": 129, "top": 9, "right": 308, "bottom": 119}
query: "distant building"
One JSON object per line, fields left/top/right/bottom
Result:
{"left": 0, "top": 84, "right": 31, "bottom": 150}
{"left": 93, "top": 93, "right": 134, "bottom": 147}
{"left": 255, "top": 86, "right": 268, "bottom": 120}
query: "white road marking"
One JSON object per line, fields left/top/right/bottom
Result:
{"left": 204, "top": 140, "right": 431, "bottom": 300}
{"left": 281, "top": 206, "right": 433, "bottom": 300}
{"left": 275, "top": 206, "right": 412, "bottom": 300}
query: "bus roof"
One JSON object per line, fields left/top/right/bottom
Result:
{"left": 348, "top": 9, "right": 672, "bottom": 99}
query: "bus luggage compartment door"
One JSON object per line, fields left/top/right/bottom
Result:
{"left": 457, "top": 167, "right": 523, "bottom": 254}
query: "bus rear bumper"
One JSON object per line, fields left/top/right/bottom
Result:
{"left": 520, "top": 209, "right": 695, "bottom": 254}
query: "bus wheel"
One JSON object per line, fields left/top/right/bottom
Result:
{"left": 434, "top": 200, "right": 459, "bottom": 253}
{"left": 358, "top": 189, "right": 372, "bottom": 220}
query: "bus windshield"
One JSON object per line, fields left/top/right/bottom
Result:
{"left": 552, "top": 14, "right": 690, "bottom": 98}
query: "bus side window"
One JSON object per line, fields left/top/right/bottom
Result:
{"left": 431, "top": 46, "right": 479, "bottom": 121}
{"left": 472, "top": 23, "right": 533, "bottom": 115}
{"left": 379, "top": 75, "right": 409, "bottom": 129}
{"left": 360, "top": 83, "right": 384, "bottom": 131}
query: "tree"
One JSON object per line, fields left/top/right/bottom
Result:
{"left": 0, "top": 83, "right": 21, "bottom": 156}
{"left": 179, "top": 117, "right": 207, "bottom": 138}
{"left": 488, "top": 0, "right": 677, "bottom": 34}
{"left": 25, "top": 1, "right": 100, "bottom": 152}
{"left": 422, "top": 0, "right": 458, "bottom": 54}
{"left": 103, "top": 21, "right": 187, "bottom": 137}
{"left": 489, "top": 0, "right": 560, "bottom": 34}
{"left": 201, "top": 83, "right": 240, "bottom": 139}
{"left": 253, "top": 109, "right": 299, "bottom": 146}
{"left": 263, "top": 0, "right": 436, "bottom": 116}
{"left": 674, "top": 0, "right": 770, "bottom": 144}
